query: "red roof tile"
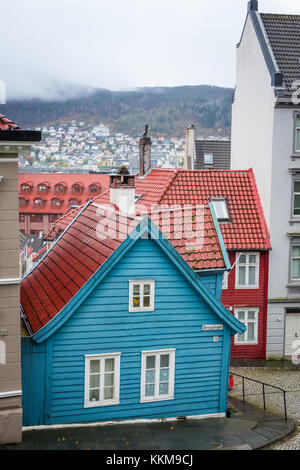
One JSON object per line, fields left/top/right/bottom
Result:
{"left": 21, "top": 200, "right": 225, "bottom": 334}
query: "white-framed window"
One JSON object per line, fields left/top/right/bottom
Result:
{"left": 295, "top": 115, "right": 300, "bottom": 152}
{"left": 234, "top": 308, "right": 259, "bottom": 344}
{"left": 210, "top": 198, "right": 230, "bottom": 222}
{"left": 84, "top": 353, "right": 121, "bottom": 408}
{"left": 293, "top": 180, "right": 300, "bottom": 217}
{"left": 129, "top": 280, "right": 155, "bottom": 312}
{"left": 235, "top": 253, "right": 259, "bottom": 289}
{"left": 140, "top": 349, "right": 175, "bottom": 403}
{"left": 204, "top": 153, "right": 213, "bottom": 165}
{"left": 222, "top": 271, "right": 228, "bottom": 289}
{"left": 291, "top": 245, "right": 300, "bottom": 280}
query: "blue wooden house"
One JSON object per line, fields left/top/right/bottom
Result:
{"left": 21, "top": 204, "right": 245, "bottom": 426}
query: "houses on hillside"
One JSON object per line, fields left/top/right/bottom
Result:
{"left": 231, "top": 0, "right": 300, "bottom": 358}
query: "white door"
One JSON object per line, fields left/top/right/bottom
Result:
{"left": 285, "top": 314, "right": 300, "bottom": 356}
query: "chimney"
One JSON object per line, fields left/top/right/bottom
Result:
{"left": 184, "top": 124, "right": 195, "bottom": 170}
{"left": 139, "top": 136, "right": 152, "bottom": 176}
{"left": 248, "top": 0, "right": 258, "bottom": 12}
{"left": 109, "top": 166, "right": 135, "bottom": 215}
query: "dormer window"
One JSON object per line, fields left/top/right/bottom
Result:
{"left": 38, "top": 183, "right": 49, "bottom": 193}
{"left": 34, "top": 198, "right": 44, "bottom": 206}
{"left": 20, "top": 183, "right": 32, "bottom": 193}
{"left": 55, "top": 183, "right": 66, "bottom": 194}
{"left": 211, "top": 198, "right": 230, "bottom": 222}
{"left": 73, "top": 183, "right": 83, "bottom": 194}
{"left": 51, "top": 198, "right": 62, "bottom": 207}
{"left": 89, "top": 184, "right": 100, "bottom": 194}
{"left": 69, "top": 198, "right": 80, "bottom": 207}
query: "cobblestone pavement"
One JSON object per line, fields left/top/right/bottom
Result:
{"left": 229, "top": 367, "right": 300, "bottom": 450}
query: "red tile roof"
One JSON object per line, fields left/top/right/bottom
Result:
{"left": 19, "top": 173, "right": 109, "bottom": 214}
{"left": 0, "top": 114, "right": 20, "bottom": 130}
{"left": 22, "top": 201, "right": 224, "bottom": 333}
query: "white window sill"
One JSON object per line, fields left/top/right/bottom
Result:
{"left": 129, "top": 307, "right": 154, "bottom": 313}
{"left": 140, "top": 396, "right": 174, "bottom": 404}
{"left": 235, "top": 286, "right": 259, "bottom": 290}
{"left": 234, "top": 342, "right": 258, "bottom": 346}
{"left": 84, "top": 400, "right": 120, "bottom": 408}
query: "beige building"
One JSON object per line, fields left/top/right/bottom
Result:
{"left": 0, "top": 114, "right": 41, "bottom": 444}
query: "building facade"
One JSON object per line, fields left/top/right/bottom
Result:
{"left": 231, "top": 0, "right": 300, "bottom": 358}
{"left": 0, "top": 114, "right": 40, "bottom": 443}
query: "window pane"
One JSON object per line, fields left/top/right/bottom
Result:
{"left": 248, "top": 266, "right": 256, "bottom": 285}
{"left": 133, "top": 284, "right": 140, "bottom": 295}
{"left": 294, "top": 181, "right": 300, "bottom": 193}
{"left": 143, "top": 296, "right": 150, "bottom": 307}
{"left": 90, "top": 360, "right": 100, "bottom": 373}
{"left": 89, "top": 389, "right": 99, "bottom": 402}
{"left": 143, "top": 284, "right": 150, "bottom": 295}
{"left": 90, "top": 374, "right": 100, "bottom": 388}
{"left": 238, "top": 266, "right": 246, "bottom": 285}
{"left": 146, "top": 356, "right": 155, "bottom": 369}
{"left": 237, "top": 332, "right": 245, "bottom": 342}
{"left": 160, "top": 354, "right": 169, "bottom": 368}
{"left": 296, "top": 128, "right": 300, "bottom": 151}
{"left": 292, "top": 259, "right": 300, "bottom": 279}
{"left": 296, "top": 116, "right": 300, "bottom": 127}
{"left": 104, "top": 373, "right": 114, "bottom": 387}
{"left": 248, "top": 322, "right": 255, "bottom": 341}
{"left": 239, "top": 255, "right": 246, "bottom": 264}
{"left": 213, "top": 200, "right": 228, "bottom": 219}
{"left": 292, "top": 246, "right": 300, "bottom": 257}
{"left": 160, "top": 369, "right": 169, "bottom": 382}
{"left": 237, "top": 311, "right": 245, "bottom": 321}
{"left": 104, "top": 387, "right": 114, "bottom": 400}
{"left": 146, "top": 370, "right": 155, "bottom": 384}
{"left": 248, "top": 311, "right": 255, "bottom": 320}
{"left": 249, "top": 255, "right": 257, "bottom": 264}
{"left": 133, "top": 297, "right": 140, "bottom": 307}
{"left": 145, "top": 384, "right": 155, "bottom": 397}
{"left": 294, "top": 195, "right": 300, "bottom": 215}
{"left": 159, "top": 382, "right": 169, "bottom": 395}
{"left": 105, "top": 358, "right": 114, "bottom": 372}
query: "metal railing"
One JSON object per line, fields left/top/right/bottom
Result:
{"left": 230, "top": 372, "right": 288, "bottom": 420}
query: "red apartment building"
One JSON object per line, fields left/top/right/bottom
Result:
{"left": 19, "top": 174, "right": 109, "bottom": 235}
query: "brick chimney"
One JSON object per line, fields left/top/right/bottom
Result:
{"left": 184, "top": 124, "right": 195, "bottom": 170}
{"left": 139, "top": 136, "right": 152, "bottom": 176}
{"left": 109, "top": 166, "right": 135, "bottom": 215}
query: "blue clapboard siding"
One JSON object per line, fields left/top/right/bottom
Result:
{"left": 21, "top": 338, "right": 46, "bottom": 426}
{"left": 38, "top": 237, "right": 231, "bottom": 425}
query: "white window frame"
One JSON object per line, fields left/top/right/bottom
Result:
{"left": 210, "top": 198, "right": 230, "bottom": 222}
{"left": 84, "top": 353, "right": 121, "bottom": 408}
{"left": 234, "top": 308, "right": 259, "bottom": 345}
{"left": 222, "top": 271, "right": 228, "bottom": 290}
{"left": 129, "top": 280, "right": 155, "bottom": 312}
{"left": 295, "top": 114, "right": 300, "bottom": 153}
{"left": 291, "top": 244, "right": 300, "bottom": 281}
{"left": 140, "top": 349, "right": 175, "bottom": 403}
{"left": 293, "top": 180, "right": 300, "bottom": 217}
{"left": 204, "top": 153, "right": 213, "bottom": 165}
{"left": 235, "top": 252, "right": 260, "bottom": 289}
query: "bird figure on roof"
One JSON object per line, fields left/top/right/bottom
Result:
{"left": 143, "top": 124, "right": 149, "bottom": 137}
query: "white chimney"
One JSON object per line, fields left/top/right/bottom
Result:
{"left": 184, "top": 124, "right": 195, "bottom": 170}
{"left": 109, "top": 168, "right": 135, "bottom": 215}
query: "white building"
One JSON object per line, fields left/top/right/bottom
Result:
{"left": 231, "top": 0, "right": 300, "bottom": 358}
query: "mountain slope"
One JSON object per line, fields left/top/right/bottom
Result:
{"left": 1, "top": 85, "right": 233, "bottom": 137}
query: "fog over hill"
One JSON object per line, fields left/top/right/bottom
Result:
{"left": 0, "top": 85, "right": 233, "bottom": 138}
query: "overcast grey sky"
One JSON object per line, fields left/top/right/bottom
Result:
{"left": 1, "top": 0, "right": 300, "bottom": 99}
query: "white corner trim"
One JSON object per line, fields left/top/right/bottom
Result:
{"left": 22, "top": 413, "right": 226, "bottom": 432}
{"left": 0, "top": 278, "right": 21, "bottom": 285}
{"left": 0, "top": 390, "right": 22, "bottom": 399}
{"left": 0, "top": 158, "right": 19, "bottom": 162}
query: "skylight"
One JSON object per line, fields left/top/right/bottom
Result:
{"left": 211, "top": 198, "right": 230, "bottom": 222}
